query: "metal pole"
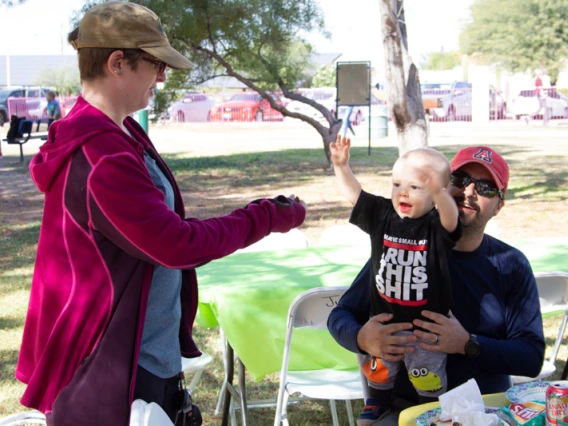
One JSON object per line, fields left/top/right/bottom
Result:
{"left": 368, "top": 64, "right": 371, "bottom": 156}
{"left": 368, "top": 103, "right": 371, "bottom": 156}
{"left": 138, "top": 109, "right": 149, "bottom": 133}
{"left": 6, "top": 55, "right": 11, "bottom": 87}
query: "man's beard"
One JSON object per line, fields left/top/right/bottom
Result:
{"left": 455, "top": 196, "right": 487, "bottom": 238}
{"left": 459, "top": 210, "right": 486, "bottom": 238}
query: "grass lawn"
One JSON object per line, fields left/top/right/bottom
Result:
{"left": 1, "top": 120, "right": 567, "bottom": 424}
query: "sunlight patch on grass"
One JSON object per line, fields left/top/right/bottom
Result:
{"left": 0, "top": 290, "right": 31, "bottom": 317}
{"left": 0, "top": 267, "right": 33, "bottom": 277}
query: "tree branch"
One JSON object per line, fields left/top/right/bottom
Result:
{"left": 192, "top": 43, "right": 340, "bottom": 131}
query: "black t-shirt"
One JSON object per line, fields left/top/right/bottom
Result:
{"left": 350, "top": 190, "right": 461, "bottom": 324}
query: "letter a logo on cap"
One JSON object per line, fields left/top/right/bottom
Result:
{"left": 473, "top": 148, "right": 493, "bottom": 164}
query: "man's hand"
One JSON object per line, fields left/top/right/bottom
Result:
{"left": 412, "top": 310, "right": 469, "bottom": 355}
{"left": 330, "top": 135, "right": 351, "bottom": 168}
{"left": 357, "top": 313, "right": 416, "bottom": 362}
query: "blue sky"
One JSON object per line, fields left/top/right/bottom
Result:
{"left": 0, "top": 0, "right": 474, "bottom": 66}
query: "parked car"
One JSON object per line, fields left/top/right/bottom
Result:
{"left": 286, "top": 87, "right": 387, "bottom": 127}
{"left": 0, "top": 86, "right": 50, "bottom": 126}
{"left": 169, "top": 92, "right": 216, "bottom": 122}
{"left": 284, "top": 88, "right": 336, "bottom": 121}
{"left": 421, "top": 82, "right": 506, "bottom": 121}
{"left": 337, "top": 93, "right": 385, "bottom": 126}
{"left": 209, "top": 92, "right": 285, "bottom": 122}
{"left": 489, "top": 85, "right": 507, "bottom": 119}
{"left": 60, "top": 97, "right": 78, "bottom": 118}
{"left": 510, "top": 88, "right": 568, "bottom": 120}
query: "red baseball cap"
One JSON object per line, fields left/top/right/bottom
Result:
{"left": 450, "top": 146, "right": 509, "bottom": 194}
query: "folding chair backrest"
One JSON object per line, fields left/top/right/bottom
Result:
{"left": 274, "top": 286, "right": 363, "bottom": 425}
{"left": 130, "top": 400, "right": 174, "bottom": 426}
{"left": 535, "top": 272, "right": 568, "bottom": 365}
{"left": 145, "top": 402, "right": 174, "bottom": 426}
{"left": 535, "top": 272, "right": 568, "bottom": 316}
{"left": 289, "top": 286, "right": 348, "bottom": 330}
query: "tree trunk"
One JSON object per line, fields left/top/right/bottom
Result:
{"left": 379, "top": 0, "right": 428, "bottom": 155}
{"left": 315, "top": 120, "right": 342, "bottom": 167}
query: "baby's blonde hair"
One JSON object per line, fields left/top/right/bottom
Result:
{"left": 396, "top": 148, "right": 451, "bottom": 186}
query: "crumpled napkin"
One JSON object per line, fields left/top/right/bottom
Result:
{"left": 438, "top": 378, "right": 501, "bottom": 425}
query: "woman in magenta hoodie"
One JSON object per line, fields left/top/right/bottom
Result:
{"left": 16, "top": 3, "right": 306, "bottom": 425}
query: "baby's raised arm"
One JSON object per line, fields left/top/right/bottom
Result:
{"left": 330, "top": 135, "right": 362, "bottom": 206}
{"left": 420, "top": 155, "right": 458, "bottom": 233}
{"left": 427, "top": 168, "right": 459, "bottom": 233}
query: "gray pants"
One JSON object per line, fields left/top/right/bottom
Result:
{"left": 358, "top": 331, "right": 447, "bottom": 398}
{"left": 530, "top": 97, "right": 549, "bottom": 125}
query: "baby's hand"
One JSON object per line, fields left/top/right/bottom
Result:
{"left": 420, "top": 166, "right": 445, "bottom": 195}
{"left": 330, "top": 134, "right": 351, "bottom": 167}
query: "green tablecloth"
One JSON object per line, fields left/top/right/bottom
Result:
{"left": 195, "top": 239, "right": 568, "bottom": 382}
{"left": 196, "top": 245, "right": 369, "bottom": 381}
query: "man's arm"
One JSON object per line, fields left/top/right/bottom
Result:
{"left": 413, "top": 254, "right": 545, "bottom": 378}
{"left": 327, "top": 259, "right": 370, "bottom": 353}
{"left": 330, "top": 135, "right": 362, "bottom": 205}
{"left": 478, "top": 259, "right": 544, "bottom": 377}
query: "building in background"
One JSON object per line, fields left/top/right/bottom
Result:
{"left": 0, "top": 55, "right": 77, "bottom": 87}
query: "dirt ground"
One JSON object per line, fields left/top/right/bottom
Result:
{"left": 1, "top": 118, "right": 568, "bottom": 244}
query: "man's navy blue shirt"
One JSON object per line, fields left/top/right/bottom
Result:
{"left": 327, "top": 234, "right": 545, "bottom": 401}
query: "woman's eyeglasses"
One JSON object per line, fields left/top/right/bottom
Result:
{"left": 450, "top": 172, "right": 504, "bottom": 199}
{"left": 142, "top": 57, "right": 167, "bottom": 74}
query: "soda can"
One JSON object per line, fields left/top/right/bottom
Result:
{"left": 546, "top": 381, "right": 568, "bottom": 425}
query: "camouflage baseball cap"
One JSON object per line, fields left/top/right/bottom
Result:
{"left": 71, "top": 1, "right": 193, "bottom": 70}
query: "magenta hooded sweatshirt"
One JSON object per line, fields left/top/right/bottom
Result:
{"left": 16, "top": 95, "right": 305, "bottom": 425}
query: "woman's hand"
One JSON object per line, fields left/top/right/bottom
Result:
{"left": 288, "top": 194, "right": 306, "bottom": 209}
{"left": 357, "top": 313, "right": 416, "bottom": 362}
{"left": 412, "top": 310, "right": 470, "bottom": 354}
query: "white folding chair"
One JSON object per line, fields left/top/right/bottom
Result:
{"left": 236, "top": 228, "right": 309, "bottom": 253}
{"left": 0, "top": 410, "right": 46, "bottom": 426}
{"left": 181, "top": 352, "right": 214, "bottom": 393}
{"left": 274, "top": 286, "right": 364, "bottom": 426}
{"left": 512, "top": 272, "right": 568, "bottom": 384}
{"left": 130, "top": 399, "right": 174, "bottom": 426}
{"left": 318, "top": 224, "right": 370, "bottom": 249}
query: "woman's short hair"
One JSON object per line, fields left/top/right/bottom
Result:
{"left": 67, "top": 27, "right": 144, "bottom": 81}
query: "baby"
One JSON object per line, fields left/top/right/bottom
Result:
{"left": 330, "top": 135, "right": 460, "bottom": 424}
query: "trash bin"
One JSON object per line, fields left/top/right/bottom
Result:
{"left": 370, "top": 104, "right": 388, "bottom": 138}
{"left": 134, "top": 109, "right": 149, "bottom": 133}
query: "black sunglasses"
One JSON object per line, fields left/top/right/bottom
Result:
{"left": 142, "top": 57, "right": 167, "bottom": 74}
{"left": 450, "top": 172, "right": 504, "bottom": 199}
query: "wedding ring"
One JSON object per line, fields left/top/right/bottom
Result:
{"left": 434, "top": 334, "right": 440, "bottom": 345}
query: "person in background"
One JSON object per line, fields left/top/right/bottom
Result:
{"left": 16, "top": 2, "right": 306, "bottom": 426}
{"left": 526, "top": 69, "right": 551, "bottom": 126}
{"left": 45, "top": 90, "right": 61, "bottom": 128}
{"left": 328, "top": 146, "right": 544, "bottom": 426}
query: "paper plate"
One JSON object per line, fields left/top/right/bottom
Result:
{"left": 416, "top": 406, "right": 501, "bottom": 426}
{"left": 506, "top": 381, "right": 549, "bottom": 403}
